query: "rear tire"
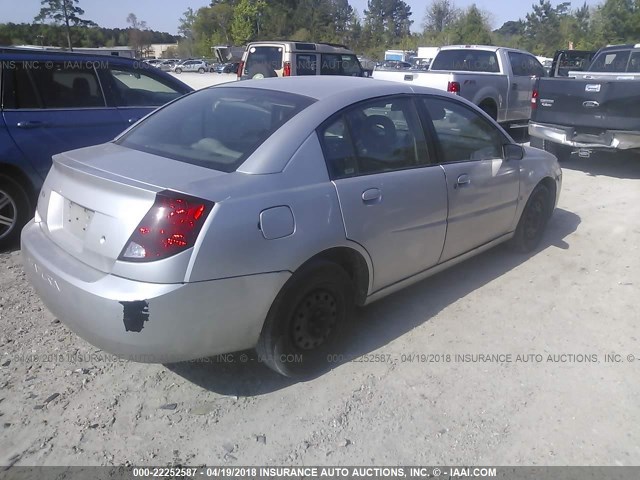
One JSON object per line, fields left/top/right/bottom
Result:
{"left": 175, "top": 68, "right": 182, "bottom": 74}
{"left": 479, "top": 101, "right": 497, "bottom": 121}
{"left": 256, "top": 261, "right": 354, "bottom": 377}
{"left": 198, "top": 68, "right": 205, "bottom": 74}
{"left": 509, "top": 183, "right": 553, "bottom": 253}
{"left": 0, "top": 176, "right": 31, "bottom": 251}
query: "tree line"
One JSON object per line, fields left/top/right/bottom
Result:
{"left": 1, "top": 0, "right": 640, "bottom": 59}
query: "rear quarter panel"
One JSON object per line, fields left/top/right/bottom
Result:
{"left": 186, "top": 133, "right": 372, "bottom": 288}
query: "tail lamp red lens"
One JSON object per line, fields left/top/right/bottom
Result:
{"left": 119, "top": 191, "right": 214, "bottom": 262}
{"left": 237, "top": 60, "right": 244, "bottom": 79}
{"left": 447, "top": 81, "right": 461, "bottom": 94}
{"left": 531, "top": 88, "right": 539, "bottom": 109}
{"left": 283, "top": 61, "right": 291, "bottom": 77}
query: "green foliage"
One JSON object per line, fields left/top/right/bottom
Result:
{"left": 1, "top": 0, "right": 638, "bottom": 61}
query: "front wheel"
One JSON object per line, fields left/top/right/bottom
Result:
{"left": 198, "top": 67, "right": 205, "bottom": 74}
{"left": 0, "top": 176, "right": 31, "bottom": 251}
{"left": 174, "top": 68, "right": 182, "bottom": 74}
{"left": 509, "top": 183, "right": 552, "bottom": 253}
{"left": 256, "top": 261, "right": 354, "bottom": 377}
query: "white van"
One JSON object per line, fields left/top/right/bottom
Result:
{"left": 238, "top": 41, "right": 365, "bottom": 79}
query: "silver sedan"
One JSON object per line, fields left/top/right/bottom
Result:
{"left": 21, "top": 77, "right": 562, "bottom": 377}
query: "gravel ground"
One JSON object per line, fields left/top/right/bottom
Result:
{"left": 1, "top": 142, "right": 640, "bottom": 466}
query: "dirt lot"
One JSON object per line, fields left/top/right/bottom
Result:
{"left": 1, "top": 149, "right": 640, "bottom": 467}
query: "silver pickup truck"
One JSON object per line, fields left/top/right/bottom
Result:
{"left": 373, "top": 45, "right": 545, "bottom": 125}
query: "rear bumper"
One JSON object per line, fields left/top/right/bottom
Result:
{"left": 21, "top": 221, "right": 289, "bottom": 363}
{"left": 529, "top": 121, "right": 640, "bottom": 150}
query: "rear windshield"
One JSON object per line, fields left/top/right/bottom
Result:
{"left": 430, "top": 50, "right": 500, "bottom": 73}
{"left": 116, "top": 87, "right": 315, "bottom": 172}
{"left": 245, "top": 46, "right": 284, "bottom": 77}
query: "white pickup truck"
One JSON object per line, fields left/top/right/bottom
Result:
{"left": 373, "top": 45, "right": 545, "bottom": 125}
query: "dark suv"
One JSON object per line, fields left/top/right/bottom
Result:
{"left": 0, "top": 47, "right": 193, "bottom": 249}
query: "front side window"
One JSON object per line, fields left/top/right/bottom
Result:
{"left": 320, "top": 96, "right": 429, "bottom": 178}
{"left": 117, "top": 87, "right": 315, "bottom": 172}
{"left": 421, "top": 97, "right": 505, "bottom": 163}
{"left": 108, "top": 66, "right": 186, "bottom": 107}
{"left": 5, "top": 61, "right": 105, "bottom": 109}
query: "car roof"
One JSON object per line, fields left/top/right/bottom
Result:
{"left": 245, "top": 41, "right": 354, "bottom": 54}
{"left": 438, "top": 45, "right": 531, "bottom": 54}
{"left": 0, "top": 46, "right": 139, "bottom": 64}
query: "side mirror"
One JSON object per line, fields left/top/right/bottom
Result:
{"left": 504, "top": 143, "right": 524, "bottom": 161}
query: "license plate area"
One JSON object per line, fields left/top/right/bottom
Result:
{"left": 63, "top": 199, "right": 94, "bottom": 239}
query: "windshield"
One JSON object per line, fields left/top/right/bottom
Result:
{"left": 117, "top": 87, "right": 315, "bottom": 172}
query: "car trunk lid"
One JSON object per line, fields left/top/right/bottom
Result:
{"left": 37, "top": 143, "right": 227, "bottom": 274}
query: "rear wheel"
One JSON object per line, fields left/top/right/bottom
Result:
{"left": 198, "top": 67, "right": 205, "bottom": 74}
{"left": 509, "top": 183, "right": 552, "bottom": 253}
{"left": 256, "top": 260, "right": 354, "bottom": 377}
{"left": 0, "top": 176, "right": 31, "bottom": 251}
{"left": 175, "top": 68, "right": 182, "bottom": 74}
{"left": 479, "top": 101, "right": 497, "bottom": 121}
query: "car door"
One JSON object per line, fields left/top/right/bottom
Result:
{"left": 2, "top": 60, "right": 124, "bottom": 179}
{"left": 319, "top": 96, "right": 448, "bottom": 292}
{"left": 419, "top": 96, "right": 520, "bottom": 262}
{"left": 507, "top": 51, "right": 544, "bottom": 121}
{"left": 99, "top": 63, "right": 189, "bottom": 127}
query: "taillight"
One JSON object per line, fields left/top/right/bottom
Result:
{"left": 119, "top": 191, "right": 214, "bottom": 262}
{"left": 237, "top": 60, "right": 244, "bottom": 79}
{"left": 531, "top": 88, "right": 539, "bottom": 109}
{"left": 447, "top": 81, "right": 460, "bottom": 94}
{"left": 283, "top": 61, "right": 291, "bottom": 77}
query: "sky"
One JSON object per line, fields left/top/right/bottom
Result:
{"left": 4, "top": 0, "right": 602, "bottom": 35}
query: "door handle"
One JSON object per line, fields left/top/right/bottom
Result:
{"left": 362, "top": 188, "right": 382, "bottom": 204}
{"left": 127, "top": 117, "right": 140, "bottom": 124}
{"left": 455, "top": 174, "right": 471, "bottom": 188}
{"left": 16, "top": 121, "right": 47, "bottom": 129}
{"left": 512, "top": 83, "right": 519, "bottom": 90}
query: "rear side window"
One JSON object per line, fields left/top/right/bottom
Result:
{"left": 117, "top": 87, "right": 315, "bottom": 172}
{"left": 320, "top": 97, "right": 429, "bottom": 179}
{"left": 321, "top": 54, "right": 362, "bottom": 76}
{"left": 4, "top": 61, "right": 105, "bottom": 109}
{"left": 509, "top": 52, "right": 545, "bottom": 77}
{"left": 431, "top": 50, "right": 500, "bottom": 73}
{"left": 295, "top": 54, "right": 317, "bottom": 75}
{"left": 245, "top": 46, "right": 283, "bottom": 77}
{"left": 108, "top": 66, "right": 186, "bottom": 106}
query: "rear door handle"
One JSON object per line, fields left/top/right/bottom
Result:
{"left": 16, "top": 121, "right": 47, "bottom": 129}
{"left": 455, "top": 174, "right": 471, "bottom": 188}
{"left": 362, "top": 188, "right": 382, "bottom": 204}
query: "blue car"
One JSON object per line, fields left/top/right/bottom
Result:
{"left": 0, "top": 47, "right": 193, "bottom": 249}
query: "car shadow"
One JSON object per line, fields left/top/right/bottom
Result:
{"left": 166, "top": 208, "right": 581, "bottom": 396}
{"left": 559, "top": 149, "right": 640, "bottom": 179}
